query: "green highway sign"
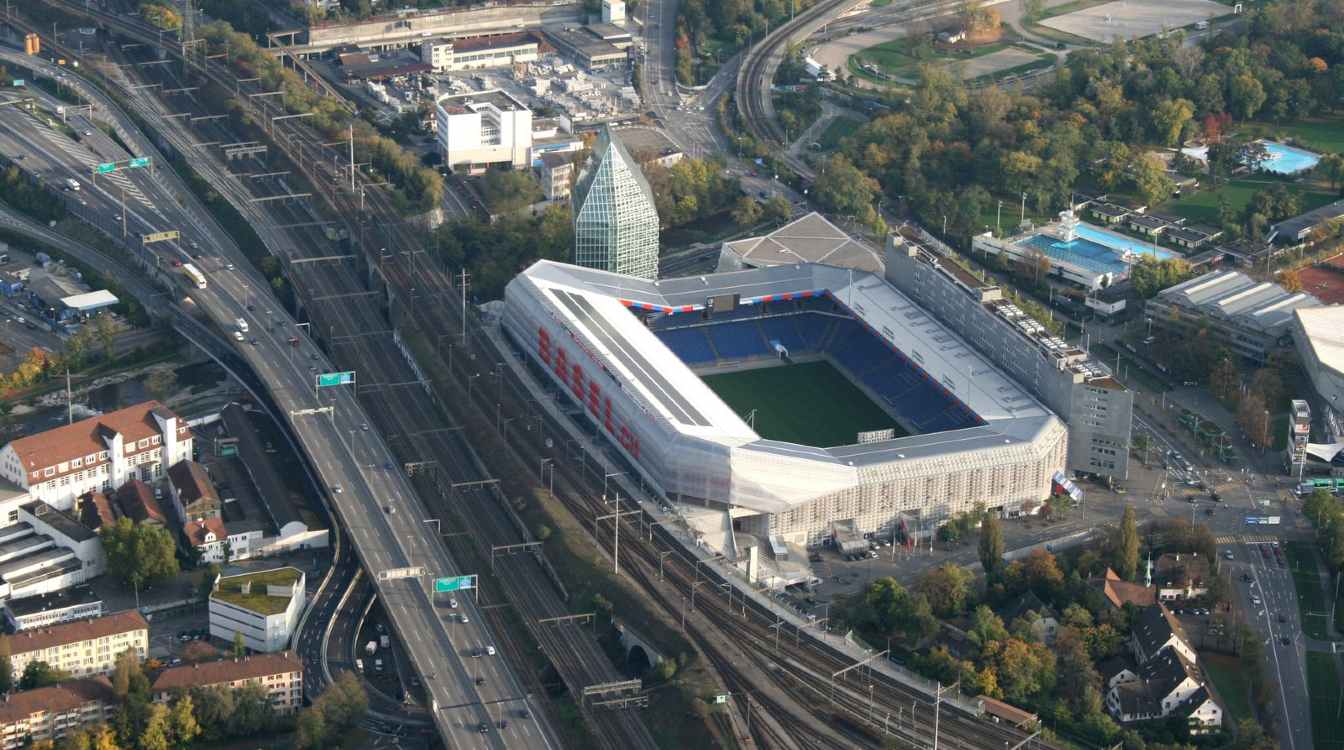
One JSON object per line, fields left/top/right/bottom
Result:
{"left": 11, "top": 80, "right": 23, "bottom": 87}
{"left": 433, "top": 576, "right": 473, "bottom": 593}
{"left": 94, "top": 162, "right": 116, "bottom": 174}
{"left": 128, "top": 157, "right": 151, "bottom": 169}
{"left": 316, "top": 371, "right": 355, "bottom": 388}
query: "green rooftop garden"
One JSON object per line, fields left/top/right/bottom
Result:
{"left": 211, "top": 567, "right": 302, "bottom": 616}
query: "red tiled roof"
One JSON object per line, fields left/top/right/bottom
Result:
{"left": 78, "top": 491, "right": 118, "bottom": 529}
{"left": 1097, "top": 568, "right": 1156, "bottom": 609}
{"left": 184, "top": 517, "right": 227, "bottom": 546}
{"left": 151, "top": 652, "right": 302, "bottom": 693}
{"left": 168, "top": 460, "right": 218, "bottom": 509}
{"left": 6, "top": 401, "right": 185, "bottom": 485}
{"left": 4, "top": 611, "right": 148, "bottom": 657}
{"left": 0, "top": 677, "right": 115, "bottom": 724}
{"left": 116, "top": 480, "right": 166, "bottom": 525}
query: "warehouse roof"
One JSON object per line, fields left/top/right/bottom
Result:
{"left": 1156, "top": 269, "right": 1322, "bottom": 334}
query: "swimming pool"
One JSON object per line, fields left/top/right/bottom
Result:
{"left": 1260, "top": 141, "right": 1321, "bottom": 175}
{"left": 1182, "top": 140, "right": 1322, "bottom": 175}
{"left": 1018, "top": 224, "right": 1175, "bottom": 275}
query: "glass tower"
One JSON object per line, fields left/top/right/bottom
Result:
{"left": 572, "top": 127, "right": 660, "bottom": 280}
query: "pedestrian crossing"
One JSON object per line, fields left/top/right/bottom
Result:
{"left": 1215, "top": 534, "right": 1279, "bottom": 545}
{"left": 29, "top": 119, "right": 152, "bottom": 210}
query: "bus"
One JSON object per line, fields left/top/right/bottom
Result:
{"left": 1295, "top": 477, "right": 1344, "bottom": 495}
{"left": 182, "top": 263, "right": 207, "bottom": 290}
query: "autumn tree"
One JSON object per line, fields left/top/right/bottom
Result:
{"left": 99, "top": 518, "right": 179, "bottom": 592}
{"left": 916, "top": 563, "right": 975, "bottom": 617}
{"left": 1279, "top": 268, "right": 1303, "bottom": 293}
{"left": 1209, "top": 357, "right": 1240, "bottom": 404}
{"left": 979, "top": 513, "right": 1005, "bottom": 580}
{"left": 1114, "top": 506, "right": 1140, "bottom": 581}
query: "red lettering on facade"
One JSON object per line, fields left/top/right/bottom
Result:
{"left": 553, "top": 348, "right": 570, "bottom": 385}
{"left": 571, "top": 364, "right": 586, "bottom": 400}
{"left": 538, "top": 327, "right": 552, "bottom": 366}
{"left": 603, "top": 397, "right": 615, "bottom": 434}
{"left": 587, "top": 381, "right": 601, "bottom": 416}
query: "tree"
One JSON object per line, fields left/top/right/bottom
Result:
{"left": 169, "top": 695, "right": 202, "bottom": 746}
{"left": 140, "top": 703, "right": 171, "bottom": 750}
{"left": 979, "top": 513, "right": 1005, "bottom": 579}
{"left": 967, "top": 605, "right": 1009, "bottom": 649}
{"left": 139, "top": 2, "right": 182, "bottom": 31}
{"left": 1209, "top": 357, "right": 1240, "bottom": 404}
{"left": 1020, "top": 0, "right": 1044, "bottom": 21}
{"left": 188, "top": 686, "right": 235, "bottom": 740}
{"left": 730, "top": 196, "right": 763, "bottom": 227}
{"left": 763, "top": 195, "right": 792, "bottom": 224}
{"left": 1130, "top": 152, "right": 1175, "bottom": 206}
{"left": 144, "top": 368, "right": 178, "bottom": 401}
{"left": 1228, "top": 74, "right": 1267, "bottom": 120}
{"left": 1129, "top": 257, "right": 1191, "bottom": 298}
{"left": 852, "top": 577, "right": 938, "bottom": 639}
{"left": 1150, "top": 99, "right": 1194, "bottom": 146}
{"left": 20, "top": 660, "right": 69, "bottom": 690}
{"left": 225, "top": 684, "right": 275, "bottom": 737}
{"left": 1279, "top": 269, "right": 1303, "bottom": 293}
{"left": 294, "top": 708, "right": 326, "bottom": 750}
{"left": 1115, "top": 506, "right": 1140, "bottom": 581}
{"left": 916, "top": 563, "right": 974, "bottom": 617}
{"left": 99, "top": 518, "right": 179, "bottom": 591}
{"left": 1237, "top": 391, "right": 1272, "bottom": 448}
{"left": 811, "top": 154, "right": 885, "bottom": 232}
{"left": 232, "top": 631, "right": 246, "bottom": 658}
{"left": 179, "top": 641, "right": 219, "bottom": 664}
{"left": 1017, "top": 548, "right": 1065, "bottom": 597}
{"left": 111, "top": 649, "right": 142, "bottom": 699}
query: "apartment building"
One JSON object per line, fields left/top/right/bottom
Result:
{"left": 0, "top": 401, "right": 191, "bottom": 514}
{"left": 0, "top": 677, "right": 116, "bottom": 750}
{"left": 4, "top": 610, "right": 148, "bottom": 679}
{"left": 151, "top": 652, "right": 304, "bottom": 715}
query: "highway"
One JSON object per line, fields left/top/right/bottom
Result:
{"left": 0, "top": 27, "right": 555, "bottom": 748}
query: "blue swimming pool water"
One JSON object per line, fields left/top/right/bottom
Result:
{"left": 1260, "top": 141, "right": 1321, "bottom": 175}
{"left": 1019, "top": 225, "right": 1175, "bottom": 275}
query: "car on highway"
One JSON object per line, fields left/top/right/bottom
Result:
{"left": 383, "top": 504, "right": 395, "bottom": 514}
{"left": 475, "top": 677, "right": 485, "bottom": 686}
{"left": 362, "top": 422, "right": 369, "bottom": 431}
{"left": 487, "top": 645, "right": 496, "bottom": 655}
{"left": 461, "top": 615, "right": 469, "bottom": 624}
{"left": 449, "top": 598, "right": 458, "bottom": 608}
{"left": 478, "top": 722, "right": 489, "bottom": 734}
{"left": 232, "top": 331, "right": 244, "bottom": 342}
{"left": 332, "top": 484, "right": 343, "bottom": 494}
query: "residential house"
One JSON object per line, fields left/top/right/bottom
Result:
{"left": 1153, "top": 553, "right": 1210, "bottom": 601}
{"left": 114, "top": 479, "right": 166, "bottom": 527}
{"left": 0, "top": 402, "right": 191, "bottom": 513}
{"left": 166, "top": 460, "right": 221, "bottom": 524}
{"left": 1166, "top": 226, "right": 1220, "bottom": 250}
{"left": 1129, "top": 603, "right": 1197, "bottom": 664}
{"left": 185, "top": 517, "right": 229, "bottom": 564}
{"left": 1127, "top": 213, "right": 1175, "bottom": 238}
{"left": 0, "top": 677, "right": 116, "bottom": 750}
{"left": 4, "top": 610, "right": 148, "bottom": 679}
{"left": 1105, "top": 604, "right": 1223, "bottom": 732}
{"left": 150, "top": 652, "right": 304, "bottom": 715}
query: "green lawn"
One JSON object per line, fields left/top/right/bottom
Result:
{"left": 853, "top": 39, "right": 1014, "bottom": 81}
{"left": 818, "top": 117, "right": 863, "bottom": 150}
{"left": 212, "top": 566, "right": 303, "bottom": 615}
{"left": 702, "top": 360, "right": 907, "bottom": 446}
{"left": 1201, "top": 653, "right": 1252, "bottom": 725}
{"left": 1158, "top": 179, "right": 1338, "bottom": 226}
{"left": 1244, "top": 118, "right": 1344, "bottom": 156}
{"left": 1036, "top": 0, "right": 1117, "bottom": 20}
{"left": 1306, "top": 652, "right": 1344, "bottom": 750}
{"left": 1286, "top": 541, "right": 1331, "bottom": 640}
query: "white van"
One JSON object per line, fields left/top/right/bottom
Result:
{"left": 235, "top": 317, "right": 249, "bottom": 333}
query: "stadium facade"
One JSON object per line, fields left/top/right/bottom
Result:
{"left": 502, "top": 237, "right": 1129, "bottom": 544}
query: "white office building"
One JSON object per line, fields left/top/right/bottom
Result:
{"left": 435, "top": 90, "right": 533, "bottom": 172}
{"left": 0, "top": 401, "right": 191, "bottom": 515}
{"left": 208, "top": 567, "right": 306, "bottom": 653}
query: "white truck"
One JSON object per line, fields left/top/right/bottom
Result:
{"left": 235, "top": 317, "right": 249, "bottom": 333}
{"left": 364, "top": 641, "right": 377, "bottom": 656}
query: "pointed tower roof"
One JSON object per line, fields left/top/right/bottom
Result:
{"left": 573, "top": 126, "right": 657, "bottom": 214}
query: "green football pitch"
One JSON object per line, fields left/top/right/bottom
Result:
{"left": 701, "top": 360, "right": 907, "bottom": 447}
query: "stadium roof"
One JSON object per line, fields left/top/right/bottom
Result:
{"left": 1294, "top": 306, "right": 1344, "bottom": 376}
{"left": 721, "top": 212, "right": 883, "bottom": 273}
{"left": 1157, "top": 269, "right": 1322, "bottom": 334}
{"left": 512, "top": 260, "right": 1059, "bottom": 512}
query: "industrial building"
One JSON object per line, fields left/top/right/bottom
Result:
{"left": 572, "top": 127, "right": 660, "bottom": 280}
{"left": 434, "top": 89, "right": 533, "bottom": 171}
{"left": 1148, "top": 269, "right": 1322, "bottom": 363}
{"left": 420, "top": 31, "right": 543, "bottom": 72}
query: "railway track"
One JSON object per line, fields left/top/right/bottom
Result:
{"left": 27, "top": 5, "right": 658, "bottom": 746}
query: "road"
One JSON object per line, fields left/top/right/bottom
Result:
{"left": 0, "top": 34, "right": 555, "bottom": 749}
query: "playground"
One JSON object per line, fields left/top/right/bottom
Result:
{"left": 1039, "top": 0, "right": 1229, "bottom": 43}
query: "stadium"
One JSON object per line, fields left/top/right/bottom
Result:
{"left": 502, "top": 251, "right": 1079, "bottom": 547}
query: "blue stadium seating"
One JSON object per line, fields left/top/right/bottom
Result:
{"left": 758, "top": 317, "right": 806, "bottom": 352}
{"left": 706, "top": 322, "right": 772, "bottom": 359}
{"left": 656, "top": 327, "right": 717, "bottom": 364}
{"left": 647, "top": 304, "right": 983, "bottom": 435}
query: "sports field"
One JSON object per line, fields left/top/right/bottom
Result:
{"left": 702, "top": 360, "right": 906, "bottom": 447}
